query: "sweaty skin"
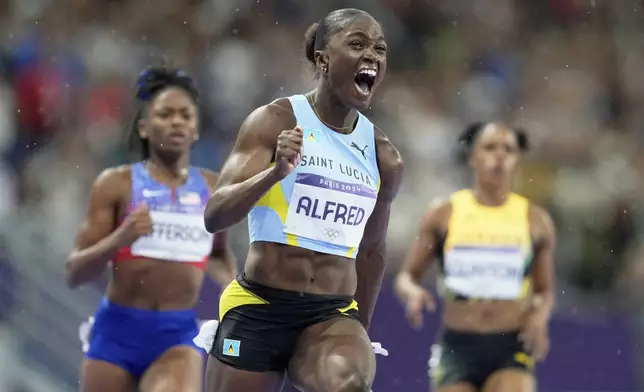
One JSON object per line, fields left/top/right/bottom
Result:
{"left": 69, "top": 78, "right": 237, "bottom": 392}
{"left": 397, "top": 198, "right": 555, "bottom": 334}
{"left": 204, "top": 13, "right": 402, "bottom": 392}
{"left": 396, "top": 125, "right": 555, "bottom": 342}
{"left": 205, "top": 98, "right": 403, "bottom": 326}
{"left": 204, "top": 96, "right": 402, "bottom": 392}
{"left": 395, "top": 124, "right": 555, "bottom": 392}
{"left": 66, "top": 164, "right": 236, "bottom": 309}
{"left": 67, "top": 87, "right": 236, "bottom": 306}
{"left": 204, "top": 14, "right": 401, "bottom": 328}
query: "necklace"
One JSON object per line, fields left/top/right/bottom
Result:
{"left": 306, "top": 93, "right": 356, "bottom": 134}
{"left": 145, "top": 160, "right": 188, "bottom": 182}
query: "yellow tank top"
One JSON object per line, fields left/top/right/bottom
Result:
{"left": 439, "top": 189, "right": 533, "bottom": 301}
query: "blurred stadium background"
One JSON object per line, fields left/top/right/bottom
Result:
{"left": 0, "top": 0, "right": 643, "bottom": 391}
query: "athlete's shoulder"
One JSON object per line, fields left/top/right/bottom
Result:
{"left": 238, "top": 97, "right": 296, "bottom": 146}
{"left": 419, "top": 196, "right": 452, "bottom": 231}
{"left": 428, "top": 196, "right": 452, "bottom": 218}
{"left": 198, "top": 168, "right": 220, "bottom": 189}
{"left": 90, "top": 164, "right": 131, "bottom": 199}
{"left": 373, "top": 127, "right": 402, "bottom": 162}
{"left": 95, "top": 164, "right": 131, "bottom": 185}
{"left": 373, "top": 127, "right": 403, "bottom": 199}
{"left": 528, "top": 202, "right": 554, "bottom": 230}
{"left": 245, "top": 97, "right": 295, "bottom": 128}
{"left": 428, "top": 196, "right": 452, "bottom": 213}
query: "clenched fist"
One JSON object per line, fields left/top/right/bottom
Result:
{"left": 116, "top": 203, "right": 153, "bottom": 246}
{"left": 274, "top": 126, "right": 303, "bottom": 178}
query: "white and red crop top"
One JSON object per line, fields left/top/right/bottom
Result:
{"left": 112, "top": 162, "right": 214, "bottom": 269}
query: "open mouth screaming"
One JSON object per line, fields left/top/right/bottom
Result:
{"left": 354, "top": 68, "right": 377, "bottom": 97}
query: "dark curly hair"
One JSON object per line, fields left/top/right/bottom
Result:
{"left": 128, "top": 66, "right": 199, "bottom": 160}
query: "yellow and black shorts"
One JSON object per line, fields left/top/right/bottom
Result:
{"left": 210, "top": 273, "right": 359, "bottom": 372}
{"left": 429, "top": 329, "right": 535, "bottom": 389}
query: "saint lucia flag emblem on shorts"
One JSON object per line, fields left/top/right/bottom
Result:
{"left": 223, "top": 338, "right": 240, "bottom": 357}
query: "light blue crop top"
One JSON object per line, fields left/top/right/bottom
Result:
{"left": 247, "top": 94, "right": 381, "bottom": 259}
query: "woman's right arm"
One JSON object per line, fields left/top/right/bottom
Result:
{"left": 395, "top": 199, "right": 449, "bottom": 290}
{"left": 204, "top": 100, "right": 295, "bottom": 233}
{"left": 394, "top": 199, "right": 450, "bottom": 328}
{"left": 65, "top": 167, "right": 128, "bottom": 289}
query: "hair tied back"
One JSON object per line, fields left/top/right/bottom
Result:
{"left": 136, "top": 70, "right": 153, "bottom": 101}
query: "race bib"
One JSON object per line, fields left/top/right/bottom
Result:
{"left": 131, "top": 211, "right": 213, "bottom": 262}
{"left": 443, "top": 247, "right": 525, "bottom": 299}
{"left": 284, "top": 173, "right": 377, "bottom": 248}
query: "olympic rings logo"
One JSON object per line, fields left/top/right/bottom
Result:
{"left": 322, "top": 228, "right": 340, "bottom": 239}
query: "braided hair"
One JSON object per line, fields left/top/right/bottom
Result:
{"left": 128, "top": 66, "right": 199, "bottom": 160}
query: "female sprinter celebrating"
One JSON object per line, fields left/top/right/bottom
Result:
{"left": 202, "top": 8, "right": 403, "bottom": 392}
{"left": 395, "top": 122, "right": 556, "bottom": 392}
{"left": 66, "top": 66, "right": 236, "bottom": 392}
